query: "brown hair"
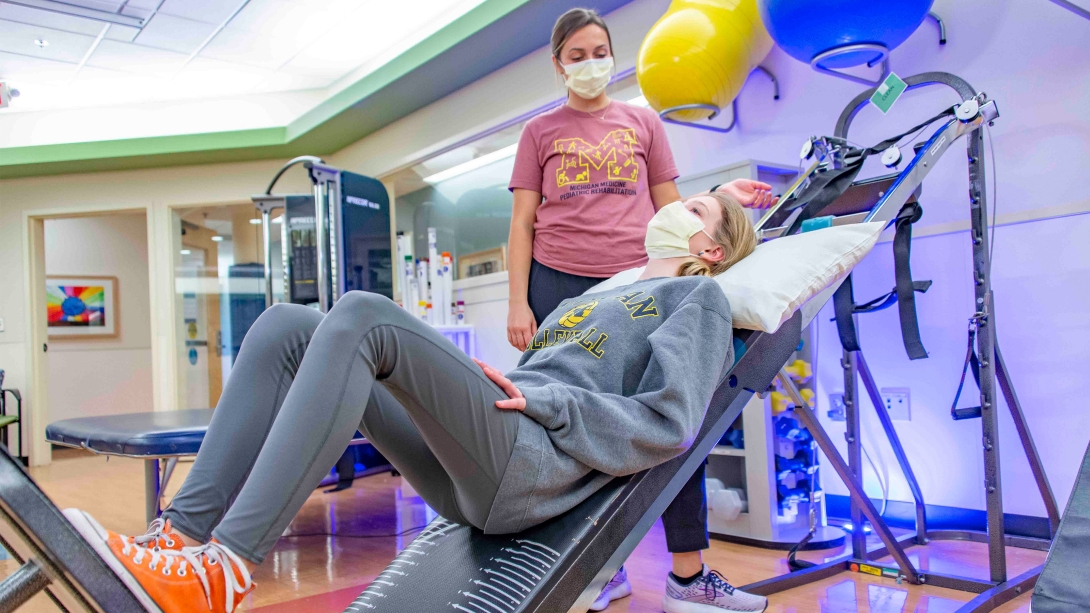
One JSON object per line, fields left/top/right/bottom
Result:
{"left": 551, "top": 8, "right": 613, "bottom": 60}
{"left": 677, "top": 192, "right": 758, "bottom": 278}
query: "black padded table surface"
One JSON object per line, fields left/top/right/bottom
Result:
{"left": 46, "top": 409, "right": 214, "bottom": 457}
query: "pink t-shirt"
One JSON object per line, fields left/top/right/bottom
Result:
{"left": 508, "top": 101, "right": 679, "bottom": 277}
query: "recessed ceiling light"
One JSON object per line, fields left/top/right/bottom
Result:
{"left": 248, "top": 218, "right": 262, "bottom": 225}
{"left": 272, "top": 215, "right": 283, "bottom": 224}
{"left": 180, "top": 249, "right": 192, "bottom": 255}
{"left": 211, "top": 235, "right": 224, "bottom": 242}
{"left": 34, "top": 38, "right": 49, "bottom": 48}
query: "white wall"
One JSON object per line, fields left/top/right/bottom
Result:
{"left": 44, "top": 213, "right": 153, "bottom": 421}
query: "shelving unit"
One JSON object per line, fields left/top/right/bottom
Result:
{"left": 705, "top": 324, "right": 846, "bottom": 550}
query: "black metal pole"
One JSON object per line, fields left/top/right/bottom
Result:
{"left": 0, "top": 559, "right": 50, "bottom": 613}
{"left": 968, "top": 121, "right": 1007, "bottom": 582}
{"left": 856, "top": 353, "right": 929, "bottom": 543}
{"left": 781, "top": 371, "right": 920, "bottom": 583}
{"left": 842, "top": 351, "right": 868, "bottom": 558}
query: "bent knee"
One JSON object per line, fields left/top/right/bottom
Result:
{"left": 327, "top": 291, "right": 403, "bottom": 325}
{"left": 253, "top": 302, "right": 323, "bottom": 334}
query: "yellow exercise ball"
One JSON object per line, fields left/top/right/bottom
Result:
{"left": 638, "top": 0, "right": 773, "bottom": 122}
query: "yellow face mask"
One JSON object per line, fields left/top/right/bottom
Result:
{"left": 645, "top": 201, "right": 715, "bottom": 260}
{"left": 562, "top": 57, "right": 614, "bottom": 100}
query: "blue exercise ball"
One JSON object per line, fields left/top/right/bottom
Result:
{"left": 757, "top": 0, "right": 933, "bottom": 68}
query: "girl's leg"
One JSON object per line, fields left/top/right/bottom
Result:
{"left": 358, "top": 384, "right": 467, "bottom": 525}
{"left": 662, "top": 461, "right": 710, "bottom": 575}
{"left": 163, "top": 303, "right": 323, "bottom": 543}
{"left": 211, "top": 291, "right": 519, "bottom": 564}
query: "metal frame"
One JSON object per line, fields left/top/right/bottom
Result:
{"left": 808, "top": 14, "right": 947, "bottom": 86}
{"left": 658, "top": 66, "right": 779, "bottom": 134}
{"left": 0, "top": 444, "right": 148, "bottom": 612}
{"left": 741, "top": 73, "right": 1059, "bottom": 612}
{"left": 252, "top": 195, "right": 285, "bottom": 309}
{"left": 0, "top": 386, "right": 23, "bottom": 463}
{"left": 811, "top": 43, "right": 890, "bottom": 87}
{"left": 256, "top": 156, "right": 349, "bottom": 314}
{"left": 2, "top": 0, "right": 147, "bottom": 27}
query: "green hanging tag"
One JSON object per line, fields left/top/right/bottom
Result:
{"left": 870, "top": 72, "right": 908, "bottom": 115}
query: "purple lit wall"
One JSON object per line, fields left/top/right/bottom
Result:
{"left": 656, "top": 0, "right": 1090, "bottom": 515}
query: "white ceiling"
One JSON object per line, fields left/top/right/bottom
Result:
{"left": 0, "top": 0, "right": 487, "bottom": 114}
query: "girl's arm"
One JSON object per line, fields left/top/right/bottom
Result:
{"left": 695, "top": 179, "right": 778, "bottom": 209}
{"left": 507, "top": 188, "right": 542, "bottom": 350}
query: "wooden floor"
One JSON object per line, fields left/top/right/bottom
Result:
{"left": 1, "top": 451, "right": 1043, "bottom": 613}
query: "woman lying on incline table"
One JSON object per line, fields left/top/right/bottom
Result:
{"left": 66, "top": 191, "right": 758, "bottom": 613}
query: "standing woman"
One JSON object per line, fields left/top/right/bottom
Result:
{"left": 506, "top": 8, "right": 775, "bottom": 613}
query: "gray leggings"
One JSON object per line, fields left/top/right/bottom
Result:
{"left": 163, "top": 292, "right": 520, "bottom": 564}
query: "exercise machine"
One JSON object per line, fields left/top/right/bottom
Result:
{"left": 253, "top": 156, "right": 394, "bottom": 312}
{"left": 739, "top": 72, "right": 1059, "bottom": 613}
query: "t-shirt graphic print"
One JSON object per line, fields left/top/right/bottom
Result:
{"left": 510, "top": 101, "right": 678, "bottom": 278}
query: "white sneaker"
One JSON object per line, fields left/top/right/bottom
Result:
{"left": 589, "top": 566, "right": 632, "bottom": 611}
{"left": 662, "top": 565, "right": 767, "bottom": 613}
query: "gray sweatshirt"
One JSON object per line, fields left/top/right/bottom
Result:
{"left": 485, "top": 275, "right": 735, "bottom": 533}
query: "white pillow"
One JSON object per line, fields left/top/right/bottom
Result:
{"left": 584, "top": 222, "right": 886, "bottom": 332}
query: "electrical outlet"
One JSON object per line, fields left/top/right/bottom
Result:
{"left": 881, "top": 387, "right": 911, "bottom": 421}
{"left": 827, "top": 393, "right": 846, "bottom": 421}
{"left": 0, "top": 317, "right": 4, "bottom": 332}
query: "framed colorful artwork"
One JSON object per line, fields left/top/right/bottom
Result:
{"left": 46, "top": 276, "right": 119, "bottom": 338}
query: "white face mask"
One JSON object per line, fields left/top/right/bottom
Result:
{"left": 645, "top": 201, "right": 716, "bottom": 260}
{"left": 562, "top": 57, "right": 614, "bottom": 100}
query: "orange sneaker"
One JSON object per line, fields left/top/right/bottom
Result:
{"left": 64, "top": 509, "right": 254, "bottom": 613}
{"left": 126, "top": 517, "right": 185, "bottom": 553}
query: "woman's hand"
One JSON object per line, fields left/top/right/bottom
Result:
{"left": 473, "top": 358, "right": 526, "bottom": 411}
{"left": 718, "top": 179, "right": 779, "bottom": 209}
{"left": 507, "top": 300, "right": 538, "bottom": 351}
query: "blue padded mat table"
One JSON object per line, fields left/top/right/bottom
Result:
{"left": 46, "top": 408, "right": 214, "bottom": 458}
{"left": 46, "top": 409, "right": 375, "bottom": 524}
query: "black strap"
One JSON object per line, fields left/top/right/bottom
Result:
{"left": 833, "top": 275, "right": 861, "bottom": 352}
{"left": 894, "top": 202, "right": 928, "bottom": 360}
{"left": 783, "top": 162, "right": 866, "bottom": 237}
{"left": 832, "top": 275, "right": 932, "bottom": 354}
{"left": 951, "top": 316, "right": 985, "bottom": 420}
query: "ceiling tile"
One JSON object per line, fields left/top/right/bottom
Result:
{"left": 136, "top": 13, "right": 218, "bottom": 53}
{"left": 105, "top": 24, "right": 140, "bottom": 42}
{"left": 159, "top": 0, "right": 243, "bottom": 25}
{"left": 85, "top": 39, "right": 188, "bottom": 76}
{"left": 199, "top": 25, "right": 308, "bottom": 69}
{"left": 0, "top": 4, "right": 104, "bottom": 36}
{"left": 282, "top": 0, "right": 425, "bottom": 81}
{"left": 225, "top": 0, "right": 359, "bottom": 33}
{"left": 164, "top": 56, "right": 272, "bottom": 98}
{"left": 0, "top": 21, "right": 96, "bottom": 63}
{"left": 200, "top": 0, "right": 364, "bottom": 69}
{"left": 120, "top": 0, "right": 162, "bottom": 21}
{"left": 0, "top": 51, "right": 79, "bottom": 86}
{"left": 65, "top": 65, "right": 163, "bottom": 107}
